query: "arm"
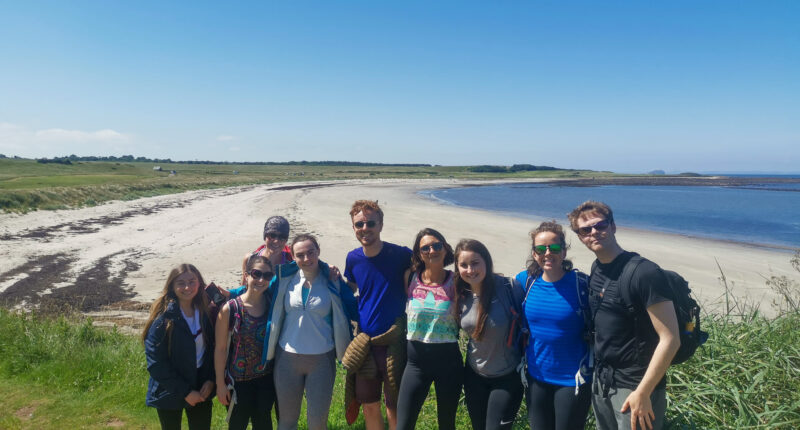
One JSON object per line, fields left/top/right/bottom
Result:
{"left": 621, "top": 301, "right": 680, "bottom": 430}
{"left": 214, "top": 303, "right": 232, "bottom": 406}
{"left": 403, "top": 268, "right": 412, "bottom": 293}
{"left": 339, "top": 278, "right": 360, "bottom": 324}
{"left": 240, "top": 253, "right": 250, "bottom": 287}
{"left": 144, "top": 319, "right": 193, "bottom": 402}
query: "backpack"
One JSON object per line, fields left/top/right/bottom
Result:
{"left": 610, "top": 254, "right": 709, "bottom": 365}
{"left": 204, "top": 282, "right": 227, "bottom": 326}
{"left": 499, "top": 277, "right": 528, "bottom": 354}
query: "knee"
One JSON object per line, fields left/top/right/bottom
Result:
{"left": 362, "top": 402, "right": 381, "bottom": 417}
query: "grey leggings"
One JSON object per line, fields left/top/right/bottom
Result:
{"left": 274, "top": 348, "right": 336, "bottom": 430}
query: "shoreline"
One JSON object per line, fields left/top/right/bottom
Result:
{"left": 418, "top": 188, "right": 798, "bottom": 254}
{"left": 0, "top": 178, "right": 796, "bottom": 326}
{"left": 419, "top": 181, "right": 800, "bottom": 252}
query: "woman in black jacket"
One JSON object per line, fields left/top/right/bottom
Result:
{"left": 143, "top": 263, "right": 215, "bottom": 429}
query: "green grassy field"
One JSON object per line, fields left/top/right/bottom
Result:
{"left": 0, "top": 158, "right": 611, "bottom": 213}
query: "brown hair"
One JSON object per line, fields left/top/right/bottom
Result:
{"left": 350, "top": 200, "right": 384, "bottom": 223}
{"left": 453, "top": 239, "right": 496, "bottom": 341}
{"left": 290, "top": 233, "right": 320, "bottom": 253}
{"left": 141, "top": 263, "right": 211, "bottom": 351}
{"left": 525, "top": 220, "right": 573, "bottom": 280}
{"left": 410, "top": 228, "right": 454, "bottom": 274}
{"left": 567, "top": 200, "right": 614, "bottom": 232}
{"left": 246, "top": 255, "right": 273, "bottom": 272}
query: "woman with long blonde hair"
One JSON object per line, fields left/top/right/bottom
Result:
{"left": 143, "top": 263, "right": 215, "bottom": 430}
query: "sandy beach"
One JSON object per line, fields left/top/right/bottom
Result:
{"left": 0, "top": 179, "right": 795, "bottom": 327}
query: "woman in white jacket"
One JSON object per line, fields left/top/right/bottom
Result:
{"left": 265, "top": 233, "right": 359, "bottom": 430}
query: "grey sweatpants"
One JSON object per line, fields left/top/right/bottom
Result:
{"left": 274, "top": 348, "right": 336, "bottom": 430}
{"left": 592, "top": 377, "right": 666, "bottom": 430}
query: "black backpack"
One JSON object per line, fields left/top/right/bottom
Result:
{"left": 614, "top": 254, "right": 709, "bottom": 365}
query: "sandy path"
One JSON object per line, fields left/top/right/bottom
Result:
{"left": 0, "top": 179, "right": 795, "bottom": 324}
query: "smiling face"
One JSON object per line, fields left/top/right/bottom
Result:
{"left": 246, "top": 261, "right": 273, "bottom": 291}
{"left": 172, "top": 271, "right": 199, "bottom": 307}
{"left": 457, "top": 250, "right": 486, "bottom": 288}
{"left": 352, "top": 209, "right": 383, "bottom": 248}
{"left": 533, "top": 231, "right": 566, "bottom": 274}
{"left": 575, "top": 211, "right": 617, "bottom": 254}
{"left": 292, "top": 239, "right": 320, "bottom": 272}
{"left": 264, "top": 232, "right": 288, "bottom": 253}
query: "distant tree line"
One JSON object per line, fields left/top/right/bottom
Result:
{"left": 468, "top": 164, "right": 562, "bottom": 173}
{"left": 26, "top": 155, "right": 563, "bottom": 171}
{"left": 33, "top": 154, "right": 432, "bottom": 167}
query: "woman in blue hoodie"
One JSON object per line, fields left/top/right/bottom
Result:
{"left": 143, "top": 263, "right": 215, "bottom": 430}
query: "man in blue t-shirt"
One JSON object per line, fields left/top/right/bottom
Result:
{"left": 344, "top": 200, "right": 411, "bottom": 430}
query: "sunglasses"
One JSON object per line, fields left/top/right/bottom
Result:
{"left": 420, "top": 242, "right": 444, "bottom": 253}
{"left": 576, "top": 219, "right": 611, "bottom": 236}
{"left": 266, "top": 232, "right": 288, "bottom": 241}
{"left": 248, "top": 269, "right": 274, "bottom": 280}
{"left": 354, "top": 220, "right": 377, "bottom": 229}
{"left": 533, "top": 244, "right": 563, "bottom": 255}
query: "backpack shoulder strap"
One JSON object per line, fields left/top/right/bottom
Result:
{"left": 520, "top": 272, "right": 536, "bottom": 307}
{"left": 619, "top": 254, "right": 646, "bottom": 315}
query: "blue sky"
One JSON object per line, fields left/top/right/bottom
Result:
{"left": 1, "top": 1, "right": 798, "bottom": 173}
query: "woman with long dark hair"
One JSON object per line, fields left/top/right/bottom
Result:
{"left": 516, "top": 221, "right": 592, "bottom": 430}
{"left": 454, "top": 239, "right": 525, "bottom": 430}
{"left": 143, "top": 263, "right": 215, "bottom": 430}
{"left": 215, "top": 255, "right": 276, "bottom": 430}
{"left": 396, "top": 228, "right": 461, "bottom": 430}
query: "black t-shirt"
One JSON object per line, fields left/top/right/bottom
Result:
{"left": 589, "top": 251, "right": 674, "bottom": 390}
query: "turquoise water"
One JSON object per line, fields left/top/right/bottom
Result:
{"left": 423, "top": 183, "right": 800, "bottom": 249}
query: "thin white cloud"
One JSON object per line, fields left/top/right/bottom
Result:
{"left": 216, "top": 135, "right": 236, "bottom": 142}
{"left": 0, "top": 122, "right": 134, "bottom": 157}
{"left": 228, "top": 146, "right": 241, "bottom": 152}
{"left": 34, "top": 128, "right": 129, "bottom": 142}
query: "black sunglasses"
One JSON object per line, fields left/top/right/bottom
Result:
{"left": 533, "top": 244, "right": 563, "bottom": 255}
{"left": 576, "top": 219, "right": 611, "bottom": 236}
{"left": 248, "top": 269, "right": 274, "bottom": 280}
{"left": 354, "top": 220, "right": 377, "bottom": 229}
{"left": 420, "top": 242, "right": 444, "bottom": 253}
{"left": 266, "top": 232, "right": 288, "bottom": 241}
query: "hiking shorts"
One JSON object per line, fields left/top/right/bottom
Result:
{"left": 355, "top": 345, "right": 398, "bottom": 408}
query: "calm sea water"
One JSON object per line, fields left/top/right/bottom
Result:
{"left": 422, "top": 182, "right": 800, "bottom": 249}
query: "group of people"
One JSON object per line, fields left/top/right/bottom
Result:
{"left": 144, "top": 199, "right": 681, "bottom": 430}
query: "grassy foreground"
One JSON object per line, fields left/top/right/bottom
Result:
{"left": 1, "top": 305, "right": 798, "bottom": 429}
{"left": 0, "top": 158, "right": 609, "bottom": 213}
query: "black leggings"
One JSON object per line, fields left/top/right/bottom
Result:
{"left": 463, "top": 364, "right": 524, "bottom": 430}
{"left": 526, "top": 376, "right": 592, "bottom": 430}
{"left": 228, "top": 375, "right": 277, "bottom": 430}
{"left": 157, "top": 400, "right": 212, "bottom": 430}
{"left": 396, "top": 341, "right": 463, "bottom": 430}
